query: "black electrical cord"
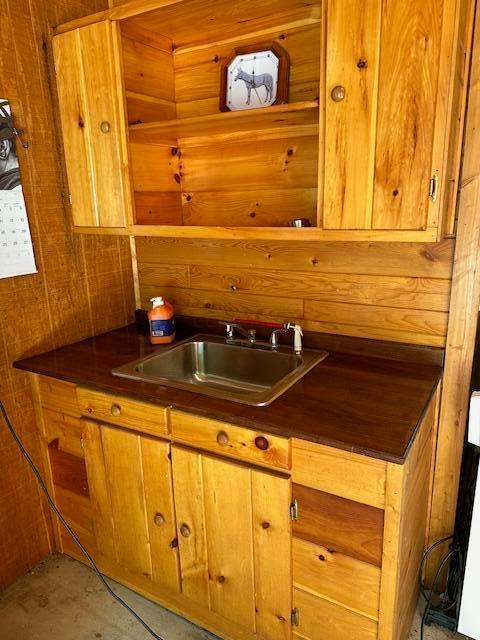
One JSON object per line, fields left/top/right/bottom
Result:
{"left": 418, "top": 535, "right": 464, "bottom": 640}
{"left": 0, "top": 399, "right": 164, "bottom": 640}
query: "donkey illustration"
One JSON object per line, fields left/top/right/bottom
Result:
{"left": 234, "top": 68, "right": 274, "bottom": 105}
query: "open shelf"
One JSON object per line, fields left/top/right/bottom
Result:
{"left": 128, "top": 101, "right": 319, "bottom": 143}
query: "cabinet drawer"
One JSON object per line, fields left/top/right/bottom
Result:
{"left": 292, "top": 484, "right": 384, "bottom": 567}
{"left": 292, "top": 438, "right": 386, "bottom": 508}
{"left": 38, "top": 376, "right": 79, "bottom": 417}
{"left": 170, "top": 410, "right": 290, "bottom": 470}
{"left": 293, "top": 587, "right": 378, "bottom": 640}
{"left": 77, "top": 387, "right": 168, "bottom": 436}
{"left": 293, "top": 537, "right": 381, "bottom": 620}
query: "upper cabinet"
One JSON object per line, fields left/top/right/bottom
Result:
{"left": 53, "top": 22, "right": 133, "bottom": 228}
{"left": 52, "top": 0, "right": 461, "bottom": 241}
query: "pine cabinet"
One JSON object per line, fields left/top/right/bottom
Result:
{"left": 171, "top": 445, "right": 292, "bottom": 640}
{"left": 32, "top": 374, "right": 438, "bottom": 640}
{"left": 52, "top": 0, "right": 462, "bottom": 241}
{"left": 53, "top": 21, "right": 132, "bottom": 229}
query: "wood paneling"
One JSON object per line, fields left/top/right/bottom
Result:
{"left": 0, "top": 0, "right": 134, "bottom": 591}
{"left": 136, "top": 237, "right": 454, "bottom": 346}
{"left": 292, "top": 484, "right": 385, "bottom": 567}
{"left": 427, "top": 4, "right": 480, "bottom": 586}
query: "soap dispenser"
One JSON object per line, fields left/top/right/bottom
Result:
{"left": 148, "top": 296, "right": 176, "bottom": 345}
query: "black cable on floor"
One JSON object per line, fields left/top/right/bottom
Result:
{"left": 0, "top": 398, "right": 164, "bottom": 640}
{"left": 419, "top": 536, "right": 464, "bottom": 640}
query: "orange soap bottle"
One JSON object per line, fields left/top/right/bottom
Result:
{"left": 148, "top": 296, "right": 176, "bottom": 345}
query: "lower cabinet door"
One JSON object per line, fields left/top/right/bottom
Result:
{"left": 82, "top": 420, "right": 180, "bottom": 593}
{"left": 171, "top": 445, "right": 292, "bottom": 640}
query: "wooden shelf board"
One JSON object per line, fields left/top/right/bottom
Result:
{"left": 127, "top": 225, "right": 439, "bottom": 242}
{"left": 128, "top": 101, "right": 319, "bottom": 143}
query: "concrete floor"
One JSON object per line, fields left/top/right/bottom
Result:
{"left": 0, "top": 554, "right": 471, "bottom": 640}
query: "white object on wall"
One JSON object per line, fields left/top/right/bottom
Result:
{"left": 0, "top": 189, "right": 37, "bottom": 279}
{"left": 458, "top": 392, "right": 480, "bottom": 637}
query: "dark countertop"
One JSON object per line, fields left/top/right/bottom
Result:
{"left": 14, "top": 324, "right": 442, "bottom": 464}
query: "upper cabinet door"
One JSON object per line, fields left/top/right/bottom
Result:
{"left": 53, "top": 21, "right": 132, "bottom": 228}
{"left": 324, "top": 0, "right": 451, "bottom": 233}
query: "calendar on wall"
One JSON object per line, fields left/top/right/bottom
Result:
{"left": 0, "top": 98, "right": 36, "bottom": 279}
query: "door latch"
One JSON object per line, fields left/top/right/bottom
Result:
{"left": 290, "top": 499, "right": 299, "bottom": 521}
{"left": 291, "top": 608, "right": 299, "bottom": 626}
{"left": 429, "top": 173, "right": 439, "bottom": 203}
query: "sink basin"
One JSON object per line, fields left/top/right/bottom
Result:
{"left": 112, "top": 334, "right": 328, "bottom": 406}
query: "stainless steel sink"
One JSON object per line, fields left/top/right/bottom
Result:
{"left": 112, "top": 334, "right": 328, "bottom": 406}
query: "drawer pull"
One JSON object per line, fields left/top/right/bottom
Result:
{"left": 110, "top": 403, "right": 122, "bottom": 417}
{"left": 179, "top": 523, "right": 191, "bottom": 538}
{"left": 255, "top": 435, "right": 269, "bottom": 451}
{"left": 100, "top": 120, "right": 111, "bottom": 133}
{"left": 216, "top": 430, "right": 229, "bottom": 446}
{"left": 153, "top": 513, "right": 165, "bottom": 527}
{"left": 331, "top": 85, "right": 346, "bottom": 102}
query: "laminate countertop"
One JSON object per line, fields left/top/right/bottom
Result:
{"left": 14, "top": 324, "right": 443, "bottom": 464}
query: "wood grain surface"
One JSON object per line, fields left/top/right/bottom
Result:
{"left": 136, "top": 237, "right": 454, "bottom": 346}
{"left": 0, "top": 0, "right": 135, "bottom": 591}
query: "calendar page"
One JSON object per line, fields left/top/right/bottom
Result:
{"left": 0, "top": 98, "right": 37, "bottom": 279}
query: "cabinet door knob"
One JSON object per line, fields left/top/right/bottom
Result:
{"left": 255, "top": 435, "right": 269, "bottom": 451}
{"left": 331, "top": 85, "right": 346, "bottom": 102}
{"left": 179, "top": 523, "right": 191, "bottom": 538}
{"left": 216, "top": 430, "right": 229, "bottom": 446}
{"left": 154, "top": 513, "right": 165, "bottom": 527}
{"left": 110, "top": 403, "right": 121, "bottom": 417}
{"left": 100, "top": 120, "right": 111, "bottom": 133}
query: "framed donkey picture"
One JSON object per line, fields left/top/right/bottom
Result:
{"left": 219, "top": 42, "right": 290, "bottom": 112}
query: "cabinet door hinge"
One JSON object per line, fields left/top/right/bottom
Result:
{"left": 68, "top": 193, "right": 72, "bottom": 205}
{"left": 291, "top": 608, "right": 299, "bottom": 626}
{"left": 429, "top": 173, "right": 439, "bottom": 203}
{"left": 290, "top": 499, "right": 299, "bottom": 521}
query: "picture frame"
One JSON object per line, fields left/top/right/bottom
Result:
{"left": 219, "top": 42, "right": 290, "bottom": 112}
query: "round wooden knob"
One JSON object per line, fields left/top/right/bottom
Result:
{"left": 110, "top": 403, "right": 121, "bottom": 417}
{"left": 153, "top": 513, "right": 165, "bottom": 527}
{"left": 179, "top": 523, "right": 191, "bottom": 538}
{"left": 100, "top": 120, "right": 111, "bottom": 133}
{"left": 255, "top": 436, "right": 269, "bottom": 451}
{"left": 216, "top": 431, "right": 229, "bottom": 446}
{"left": 331, "top": 85, "right": 346, "bottom": 102}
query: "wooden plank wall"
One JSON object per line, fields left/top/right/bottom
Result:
{"left": 136, "top": 237, "right": 455, "bottom": 346}
{"left": 0, "top": 0, "right": 135, "bottom": 589}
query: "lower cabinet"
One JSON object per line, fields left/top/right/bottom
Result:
{"left": 81, "top": 420, "right": 292, "bottom": 640}
{"left": 82, "top": 420, "right": 180, "bottom": 593}
{"left": 171, "top": 445, "right": 292, "bottom": 640}
{"left": 33, "top": 376, "right": 438, "bottom": 640}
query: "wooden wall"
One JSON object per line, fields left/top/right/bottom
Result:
{"left": 0, "top": 0, "right": 135, "bottom": 589}
{"left": 136, "top": 237, "right": 454, "bottom": 347}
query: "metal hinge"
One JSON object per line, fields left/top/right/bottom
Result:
{"left": 429, "top": 173, "right": 439, "bottom": 203}
{"left": 291, "top": 608, "right": 299, "bottom": 627}
{"left": 290, "top": 499, "right": 299, "bottom": 521}
{"left": 68, "top": 193, "right": 72, "bottom": 205}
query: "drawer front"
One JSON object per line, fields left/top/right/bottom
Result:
{"left": 171, "top": 410, "right": 290, "bottom": 470}
{"left": 293, "top": 587, "right": 378, "bottom": 640}
{"left": 77, "top": 387, "right": 168, "bottom": 436}
{"left": 293, "top": 537, "right": 381, "bottom": 620}
{"left": 292, "top": 438, "right": 386, "bottom": 508}
{"left": 38, "top": 376, "right": 79, "bottom": 417}
{"left": 292, "top": 484, "right": 384, "bottom": 567}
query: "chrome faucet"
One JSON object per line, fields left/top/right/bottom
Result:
{"left": 270, "top": 323, "right": 303, "bottom": 355}
{"left": 219, "top": 322, "right": 257, "bottom": 345}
